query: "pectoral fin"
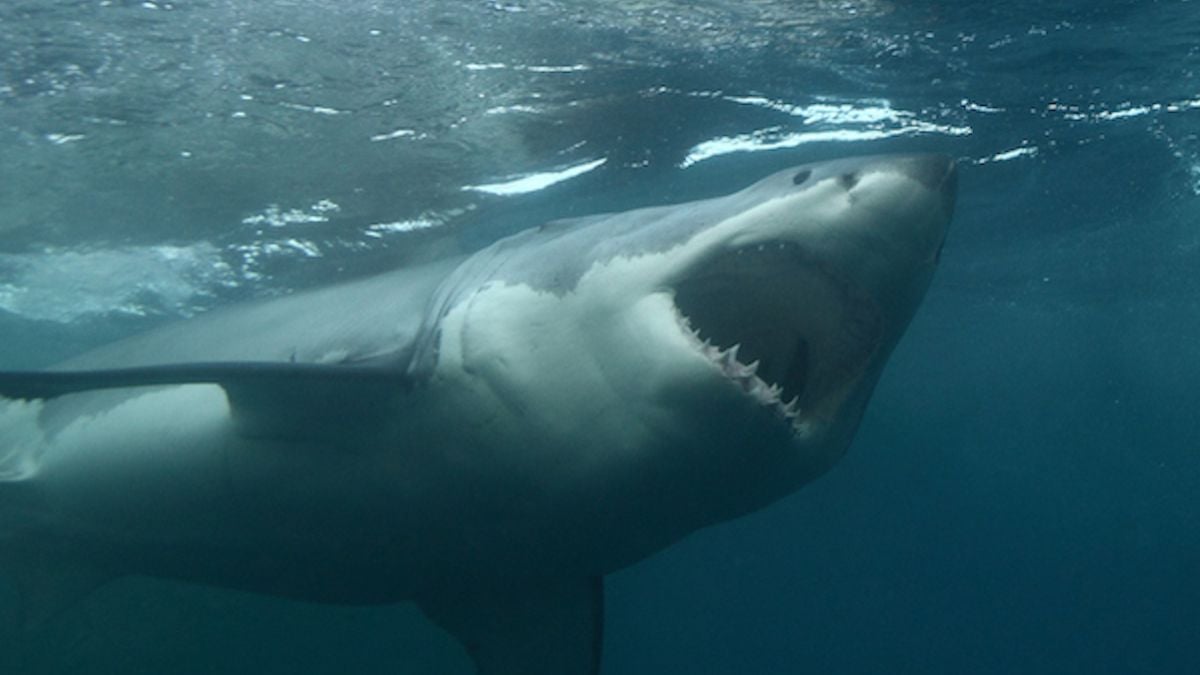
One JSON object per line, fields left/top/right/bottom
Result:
{"left": 0, "top": 552, "right": 113, "bottom": 632}
{"left": 0, "top": 363, "right": 410, "bottom": 441}
{"left": 420, "top": 577, "right": 604, "bottom": 675}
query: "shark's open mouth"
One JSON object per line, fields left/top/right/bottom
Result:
{"left": 672, "top": 242, "right": 883, "bottom": 432}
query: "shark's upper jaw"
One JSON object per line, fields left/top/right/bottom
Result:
{"left": 670, "top": 240, "right": 883, "bottom": 435}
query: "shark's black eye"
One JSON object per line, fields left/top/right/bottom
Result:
{"left": 839, "top": 172, "right": 860, "bottom": 190}
{"left": 792, "top": 169, "right": 811, "bottom": 185}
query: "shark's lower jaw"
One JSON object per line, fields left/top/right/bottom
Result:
{"left": 672, "top": 241, "right": 883, "bottom": 435}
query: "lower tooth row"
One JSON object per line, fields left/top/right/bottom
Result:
{"left": 739, "top": 370, "right": 806, "bottom": 420}
{"left": 686, "top": 324, "right": 804, "bottom": 420}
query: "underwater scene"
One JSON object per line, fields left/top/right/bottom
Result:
{"left": 1, "top": 1, "right": 1197, "bottom": 674}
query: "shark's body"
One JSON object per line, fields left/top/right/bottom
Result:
{"left": 0, "top": 154, "right": 956, "bottom": 674}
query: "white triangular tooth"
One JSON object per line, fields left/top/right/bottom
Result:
{"left": 782, "top": 396, "right": 801, "bottom": 417}
{"left": 745, "top": 360, "right": 760, "bottom": 375}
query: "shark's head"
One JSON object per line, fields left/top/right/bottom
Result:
{"left": 424, "top": 154, "right": 955, "bottom": 530}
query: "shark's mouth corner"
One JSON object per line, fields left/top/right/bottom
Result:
{"left": 671, "top": 242, "right": 883, "bottom": 434}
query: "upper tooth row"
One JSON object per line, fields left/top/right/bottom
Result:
{"left": 736, "top": 243, "right": 792, "bottom": 253}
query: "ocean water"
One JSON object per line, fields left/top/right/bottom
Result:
{"left": 1, "top": 1, "right": 1198, "bottom": 673}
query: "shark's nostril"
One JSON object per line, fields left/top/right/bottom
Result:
{"left": 792, "top": 169, "right": 812, "bottom": 186}
{"left": 839, "top": 172, "right": 860, "bottom": 190}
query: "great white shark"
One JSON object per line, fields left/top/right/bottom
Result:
{"left": 0, "top": 154, "right": 956, "bottom": 674}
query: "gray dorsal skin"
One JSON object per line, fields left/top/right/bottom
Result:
{"left": 0, "top": 154, "right": 957, "bottom": 674}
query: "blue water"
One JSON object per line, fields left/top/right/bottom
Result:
{"left": 2, "top": 1, "right": 1198, "bottom": 673}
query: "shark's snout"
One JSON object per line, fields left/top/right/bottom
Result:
{"left": 896, "top": 154, "right": 957, "bottom": 194}
{"left": 892, "top": 154, "right": 956, "bottom": 263}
